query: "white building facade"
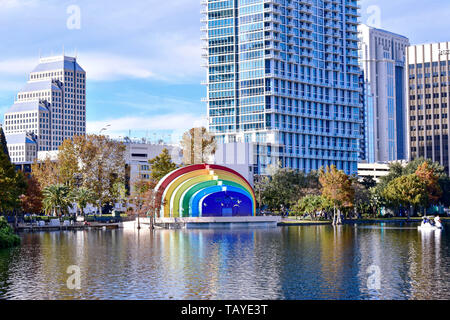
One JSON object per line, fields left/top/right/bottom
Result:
{"left": 212, "top": 142, "right": 255, "bottom": 187}
{"left": 358, "top": 25, "right": 409, "bottom": 162}
{"left": 5, "top": 132, "right": 38, "bottom": 164}
{"left": 123, "top": 139, "right": 183, "bottom": 193}
{"left": 3, "top": 55, "right": 86, "bottom": 162}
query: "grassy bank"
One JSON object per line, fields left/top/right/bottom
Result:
{"left": 0, "top": 217, "right": 20, "bottom": 249}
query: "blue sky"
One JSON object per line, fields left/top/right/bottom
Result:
{"left": 0, "top": 0, "right": 449, "bottom": 143}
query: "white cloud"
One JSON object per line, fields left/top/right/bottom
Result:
{"left": 79, "top": 53, "right": 155, "bottom": 81}
{"left": 87, "top": 113, "right": 207, "bottom": 142}
{"left": 0, "top": 57, "right": 38, "bottom": 75}
{"left": 2, "top": 0, "right": 38, "bottom": 9}
{"left": 0, "top": 48, "right": 202, "bottom": 83}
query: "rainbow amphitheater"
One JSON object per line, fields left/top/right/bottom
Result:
{"left": 149, "top": 164, "right": 280, "bottom": 228}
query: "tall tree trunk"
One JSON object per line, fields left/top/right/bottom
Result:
{"left": 332, "top": 204, "right": 336, "bottom": 225}
{"left": 337, "top": 209, "right": 342, "bottom": 225}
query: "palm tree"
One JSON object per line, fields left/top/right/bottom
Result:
{"left": 42, "top": 184, "right": 72, "bottom": 217}
{"left": 70, "top": 187, "right": 95, "bottom": 217}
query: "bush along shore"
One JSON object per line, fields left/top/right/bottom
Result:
{"left": 0, "top": 217, "right": 20, "bottom": 249}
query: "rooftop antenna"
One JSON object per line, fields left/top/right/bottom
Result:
{"left": 75, "top": 48, "right": 78, "bottom": 59}
{"left": 62, "top": 45, "right": 65, "bottom": 57}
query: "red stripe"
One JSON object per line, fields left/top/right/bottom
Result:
{"left": 155, "top": 164, "right": 255, "bottom": 201}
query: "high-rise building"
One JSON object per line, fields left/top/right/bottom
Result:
{"left": 202, "top": 0, "right": 363, "bottom": 175}
{"left": 3, "top": 55, "right": 86, "bottom": 162}
{"left": 358, "top": 25, "right": 409, "bottom": 163}
{"left": 407, "top": 42, "right": 450, "bottom": 174}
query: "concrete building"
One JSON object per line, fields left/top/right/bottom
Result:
{"left": 407, "top": 42, "right": 450, "bottom": 174}
{"left": 357, "top": 160, "right": 407, "bottom": 182}
{"left": 358, "top": 25, "right": 409, "bottom": 162}
{"left": 122, "top": 138, "right": 183, "bottom": 193}
{"left": 202, "top": 0, "right": 363, "bottom": 175}
{"left": 212, "top": 142, "right": 255, "bottom": 186}
{"left": 5, "top": 132, "right": 38, "bottom": 164}
{"left": 3, "top": 55, "right": 86, "bottom": 162}
{"left": 357, "top": 162, "right": 390, "bottom": 182}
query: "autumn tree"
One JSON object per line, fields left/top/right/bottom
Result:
{"left": 72, "top": 135, "right": 126, "bottom": 214}
{"left": 131, "top": 179, "right": 161, "bottom": 229}
{"left": 20, "top": 174, "right": 43, "bottom": 214}
{"left": 181, "top": 127, "right": 216, "bottom": 165}
{"left": 382, "top": 174, "right": 427, "bottom": 218}
{"left": 415, "top": 162, "right": 442, "bottom": 209}
{"left": 148, "top": 148, "right": 177, "bottom": 182}
{"left": 319, "top": 165, "right": 354, "bottom": 225}
{"left": 31, "top": 156, "right": 60, "bottom": 189}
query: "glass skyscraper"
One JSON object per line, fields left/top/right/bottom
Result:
{"left": 202, "top": 0, "right": 362, "bottom": 175}
{"left": 358, "top": 25, "right": 409, "bottom": 163}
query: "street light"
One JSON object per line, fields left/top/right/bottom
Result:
{"left": 135, "top": 196, "right": 141, "bottom": 230}
{"left": 99, "top": 124, "right": 111, "bottom": 135}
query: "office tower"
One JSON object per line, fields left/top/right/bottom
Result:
{"left": 407, "top": 42, "right": 450, "bottom": 174}
{"left": 358, "top": 25, "right": 409, "bottom": 163}
{"left": 3, "top": 55, "right": 86, "bottom": 162}
{"left": 5, "top": 132, "right": 38, "bottom": 164}
{"left": 202, "top": 0, "right": 363, "bottom": 175}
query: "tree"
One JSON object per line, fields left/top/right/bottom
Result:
{"left": 70, "top": 187, "right": 95, "bottom": 217}
{"left": 181, "top": 127, "right": 216, "bottom": 165}
{"left": 377, "top": 161, "right": 404, "bottom": 191}
{"left": 415, "top": 162, "right": 442, "bottom": 209}
{"left": 58, "top": 138, "right": 81, "bottom": 189}
{"left": 31, "top": 156, "right": 60, "bottom": 189}
{"left": 352, "top": 180, "right": 372, "bottom": 218}
{"left": 0, "top": 143, "right": 26, "bottom": 213}
{"left": 131, "top": 179, "right": 161, "bottom": 229}
{"left": 148, "top": 148, "right": 177, "bottom": 182}
{"left": 382, "top": 174, "right": 427, "bottom": 218}
{"left": 42, "top": 184, "right": 72, "bottom": 217}
{"left": 259, "top": 167, "right": 305, "bottom": 213}
{"left": 62, "top": 135, "right": 126, "bottom": 215}
{"left": 292, "top": 195, "right": 330, "bottom": 220}
{"left": 405, "top": 157, "right": 449, "bottom": 206}
{"left": 0, "top": 216, "right": 20, "bottom": 249}
{"left": 361, "top": 176, "right": 377, "bottom": 189}
{"left": 20, "top": 174, "right": 43, "bottom": 214}
{"left": 0, "top": 127, "right": 10, "bottom": 162}
{"left": 319, "top": 165, "right": 354, "bottom": 225}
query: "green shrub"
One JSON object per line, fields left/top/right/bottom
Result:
{"left": 0, "top": 217, "right": 20, "bottom": 249}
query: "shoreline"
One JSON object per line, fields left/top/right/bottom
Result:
{"left": 277, "top": 217, "right": 450, "bottom": 226}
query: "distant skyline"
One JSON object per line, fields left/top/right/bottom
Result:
{"left": 1, "top": 0, "right": 449, "bottom": 142}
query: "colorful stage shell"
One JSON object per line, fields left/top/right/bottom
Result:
{"left": 154, "top": 164, "right": 256, "bottom": 218}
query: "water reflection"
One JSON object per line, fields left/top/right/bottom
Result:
{"left": 0, "top": 224, "right": 448, "bottom": 300}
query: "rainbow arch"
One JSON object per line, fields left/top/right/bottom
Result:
{"left": 154, "top": 164, "right": 256, "bottom": 218}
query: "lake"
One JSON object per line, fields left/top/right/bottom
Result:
{"left": 0, "top": 223, "right": 449, "bottom": 300}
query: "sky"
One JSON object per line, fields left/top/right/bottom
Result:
{"left": 0, "top": 0, "right": 449, "bottom": 143}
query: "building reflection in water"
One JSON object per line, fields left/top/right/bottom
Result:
{"left": 0, "top": 223, "right": 449, "bottom": 300}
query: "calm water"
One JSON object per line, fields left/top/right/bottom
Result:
{"left": 0, "top": 223, "right": 449, "bottom": 300}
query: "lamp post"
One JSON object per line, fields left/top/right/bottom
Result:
{"left": 135, "top": 196, "right": 141, "bottom": 230}
{"left": 99, "top": 124, "right": 111, "bottom": 135}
